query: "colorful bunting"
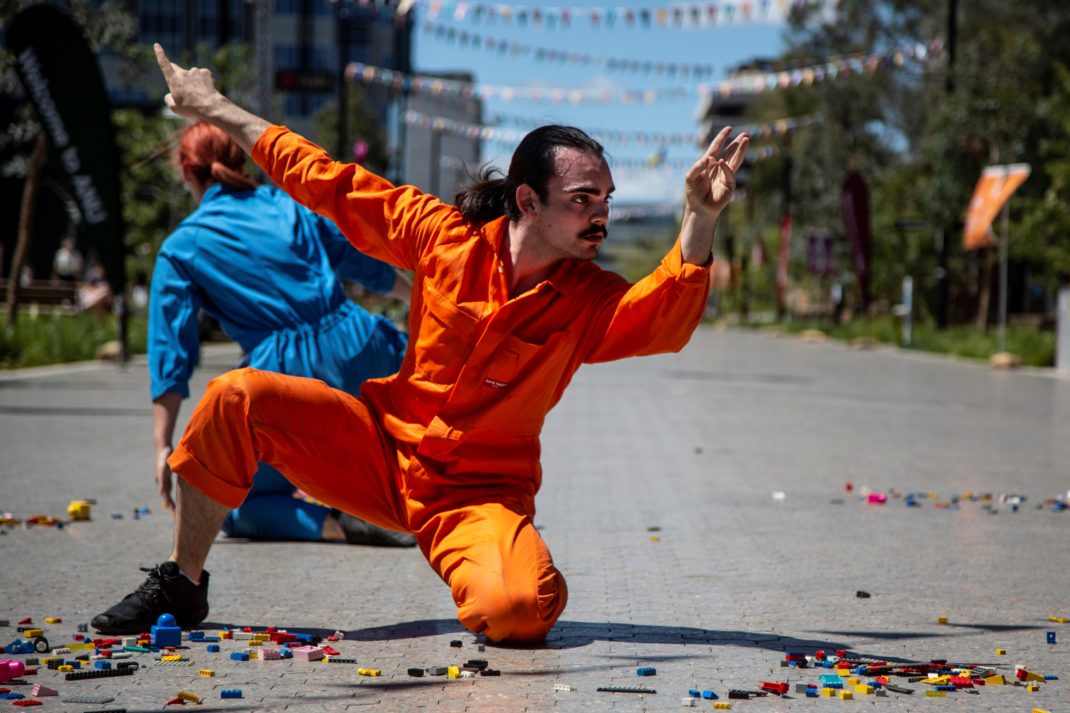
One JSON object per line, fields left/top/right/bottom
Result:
{"left": 347, "top": 41, "right": 937, "bottom": 104}
{"left": 344, "top": 0, "right": 828, "bottom": 29}
{"left": 403, "top": 108, "right": 822, "bottom": 147}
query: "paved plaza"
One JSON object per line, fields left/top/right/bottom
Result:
{"left": 2, "top": 328, "right": 1068, "bottom": 711}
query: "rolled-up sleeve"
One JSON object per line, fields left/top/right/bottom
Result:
{"left": 148, "top": 250, "right": 202, "bottom": 400}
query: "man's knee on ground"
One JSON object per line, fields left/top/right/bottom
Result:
{"left": 457, "top": 570, "right": 568, "bottom": 644}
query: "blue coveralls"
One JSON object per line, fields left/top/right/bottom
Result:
{"left": 148, "top": 183, "right": 408, "bottom": 539}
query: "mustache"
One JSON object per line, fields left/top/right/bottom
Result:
{"left": 580, "top": 225, "right": 608, "bottom": 240}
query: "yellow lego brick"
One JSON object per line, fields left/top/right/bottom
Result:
{"left": 39, "top": 658, "right": 60, "bottom": 665}
{"left": 58, "top": 665, "right": 73, "bottom": 672}
{"left": 248, "top": 640, "right": 261, "bottom": 646}
{"left": 846, "top": 677, "right": 860, "bottom": 686}
{"left": 1048, "top": 616, "right": 1067, "bottom": 623}
{"left": 220, "top": 631, "right": 232, "bottom": 639}
{"left": 649, "top": 535, "right": 660, "bottom": 542}
{"left": 1022, "top": 669, "right": 1046, "bottom": 682}
{"left": 984, "top": 674, "right": 1006, "bottom": 685}
{"left": 925, "top": 690, "right": 947, "bottom": 697}
{"left": 1034, "top": 708, "right": 1052, "bottom": 713}
{"left": 44, "top": 617, "right": 62, "bottom": 624}
{"left": 357, "top": 668, "right": 381, "bottom": 677}
{"left": 853, "top": 684, "right": 873, "bottom": 695}
{"left": 177, "top": 690, "right": 202, "bottom": 704}
{"left": 22, "top": 629, "right": 44, "bottom": 638}
{"left": 837, "top": 668, "right": 851, "bottom": 677}
{"left": 199, "top": 669, "right": 215, "bottom": 677}
{"left": 67, "top": 643, "right": 95, "bottom": 651}
{"left": 1027, "top": 684, "right": 1040, "bottom": 693}
{"left": 923, "top": 675, "right": 951, "bottom": 685}
{"left": 838, "top": 690, "right": 853, "bottom": 700}
{"left": 995, "top": 648, "right": 1006, "bottom": 655}
{"left": 67, "top": 500, "right": 91, "bottom": 520}
{"left": 161, "top": 654, "right": 182, "bottom": 662}
{"left": 712, "top": 704, "right": 731, "bottom": 710}
{"left": 937, "top": 615, "right": 948, "bottom": 624}
{"left": 821, "top": 687, "right": 836, "bottom": 697}
{"left": 447, "top": 665, "right": 460, "bottom": 679}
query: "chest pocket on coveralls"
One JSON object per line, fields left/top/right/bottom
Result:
{"left": 482, "top": 330, "right": 565, "bottom": 392}
{"left": 415, "top": 280, "right": 478, "bottom": 387}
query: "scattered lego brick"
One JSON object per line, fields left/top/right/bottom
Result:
{"left": 176, "top": 690, "right": 201, "bottom": 704}
{"left": 449, "top": 640, "right": 462, "bottom": 648}
{"left": 479, "top": 668, "right": 500, "bottom": 676}
{"left": 426, "top": 667, "right": 448, "bottom": 676}
{"left": 220, "top": 689, "right": 242, "bottom": 699}
{"left": 407, "top": 668, "right": 425, "bottom": 677}
{"left": 64, "top": 667, "right": 134, "bottom": 680}
{"left": 1046, "top": 631, "right": 1056, "bottom": 644}
{"left": 357, "top": 668, "right": 381, "bottom": 677}
{"left": 553, "top": 683, "right": 572, "bottom": 692}
{"left": 0, "top": 661, "right": 25, "bottom": 683}
{"left": 759, "top": 681, "right": 788, "bottom": 695}
{"left": 636, "top": 666, "right": 656, "bottom": 676}
{"left": 197, "top": 669, "right": 214, "bottom": 677}
{"left": 13, "top": 700, "right": 42, "bottom": 707}
{"left": 711, "top": 704, "right": 731, "bottom": 710}
{"left": 596, "top": 685, "right": 655, "bottom": 694}
{"left": 29, "top": 685, "right": 56, "bottom": 697}
{"left": 447, "top": 665, "right": 460, "bottom": 679}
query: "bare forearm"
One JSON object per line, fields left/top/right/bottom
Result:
{"left": 199, "top": 100, "right": 271, "bottom": 156}
{"left": 153, "top": 391, "right": 183, "bottom": 449}
{"left": 679, "top": 205, "right": 720, "bottom": 266}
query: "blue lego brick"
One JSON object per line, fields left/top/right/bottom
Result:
{"left": 805, "top": 688, "right": 820, "bottom": 697}
{"left": 220, "top": 689, "right": 243, "bottom": 699}
{"left": 636, "top": 667, "right": 656, "bottom": 676}
{"left": 688, "top": 689, "right": 701, "bottom": 698}
{"left": 230, "top": 652, "right": 249, "bottom": 662}
{"left": 206, "top": 644, "right": 220, "bottom": 653}
{"left": 94, "top": 660, "right": 112, "bottom": 669}
{"left": 701, "top": 690, "right": 718, "bottom": 699}
{"left": 151, "top": 613, "right": 182, "bottom": 649}
{"left": 1047, "top": 631, "right": 1057, "bottom": 644}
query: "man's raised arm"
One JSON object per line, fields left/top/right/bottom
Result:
{"left": 679, "top": 126, "right": 749, "bottom": 265}
{"left": 154, "top": 43, "right": 269, "bottom": 155}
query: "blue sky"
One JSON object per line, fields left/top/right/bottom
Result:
{"left": 410, "top": 2, "right": 788, "bottom": 204}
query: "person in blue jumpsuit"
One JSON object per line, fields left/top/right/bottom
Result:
{"left": 149, "top": 121, "right": 414, "bottom": 546}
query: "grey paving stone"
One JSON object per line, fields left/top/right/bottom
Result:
{"left": 1, "top": 332, "right": 1068, "bottom": 711}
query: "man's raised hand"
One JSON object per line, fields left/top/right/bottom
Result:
{"left": 685, "top": 126, "right": 749, "bottom": 218}
{"left": 154, "top": 43, "right": 222, "bottom": 121}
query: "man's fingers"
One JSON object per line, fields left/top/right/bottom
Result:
{"left": 722, "top": 134, "right": 750, "bottom": 173}
{"left": 154, "top": 43, "right": 177, "bottom": 82}
{"left": 703, "top": 126, "right": 732, "bottom": 161}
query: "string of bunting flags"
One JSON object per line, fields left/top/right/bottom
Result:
{"left": 347, "top": 41, "right": 937, "bottom": 104}
{"left": 404, "top": 109, "right": 820, "bottom": 148}
{"left": 343, "top": 0, "right": 826, "bottom": 29}
{"left": 421, "top": 20, "right": 941, "bottom": 87}
{"left": 420, "top": 20, "right": 720, "bottom": 78}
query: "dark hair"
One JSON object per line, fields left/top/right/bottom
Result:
{"left": 454, "top": 125, "right": 605, "bottom": 224}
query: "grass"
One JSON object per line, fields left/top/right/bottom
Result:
{"left": 0, "top": 309, "right": 148, "bottom": 370}
{"left": 776, "top": 317, "right": 1057, "bottom": 367}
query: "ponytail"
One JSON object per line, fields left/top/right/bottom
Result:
{"left": 179, "top": 121, "right": 257, "bottom": 192}
{"left": 454, "top": 165, "right": 514, "bottom": 224}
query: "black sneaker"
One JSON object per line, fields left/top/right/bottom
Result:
{"left": 91, "top": 562, "right": 209, "bottom": 634}
{"left": 334, "top": 511, "right": 417, "bottom": 548}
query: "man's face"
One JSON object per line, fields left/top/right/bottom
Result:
{"left": 528, "top": 147, "right": 614, "bottom": 261}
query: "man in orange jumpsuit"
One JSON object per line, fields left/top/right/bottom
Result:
{"left": 93, "top": 45, "right": 749, "bottom": 643}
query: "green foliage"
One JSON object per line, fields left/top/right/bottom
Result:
{"left": 0, "top": 310, "right": 147, "bottom": 369}
{"left": 779, "top": 317, "right": 1055, "bottom": 367}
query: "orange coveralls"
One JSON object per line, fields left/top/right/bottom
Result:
{"left": 169, "top": 126, "right": 712, "bottom": 642}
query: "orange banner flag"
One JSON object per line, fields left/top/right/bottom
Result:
{"left": 963, "top": 163, "right": 1031, "bottom": 250}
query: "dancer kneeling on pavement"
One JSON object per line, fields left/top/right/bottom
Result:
{"left": 92, "top": 43, "right": 749, "bottom": 641}
{"left": 102, "top": 121, "right": 417, "bottom": 632}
